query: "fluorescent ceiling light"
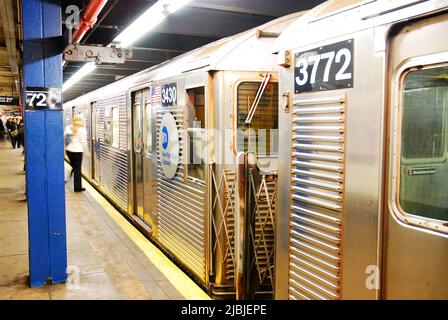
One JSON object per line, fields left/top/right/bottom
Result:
{"left": 113, "top": 0, "right": 192, "bottom": 48}
{"left": 63, "top": 0, "right": 191, "bottom": 92}
{"left": 62, "top": 62, "right": 96, "bottom": 92}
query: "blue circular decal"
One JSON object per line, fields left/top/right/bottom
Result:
{"left": 159, "top": 112, "right": 179, "bottom": 180}
{"left": 162, "top": 126, "right": 169, "bottom": 150}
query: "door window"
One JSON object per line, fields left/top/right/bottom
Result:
{"left": 236, "top": 81, "right": 278, "bottom": 155}
{"left": 111, "top": 107, "right": 120, "bottom": 148}
{"left": 134, "top": 103, "right": 143, "bottom": 154}
{"left": 145, "top": 101, "right": 152, "bottom": 157}
{"left": 91, "top": 102, "right": 97, "bottom": 141}
{"left": 186, "top": 86, "right": 206, "bottom": 182}
{"left": 398, "top": 65, "right": 448, "bottom": 228}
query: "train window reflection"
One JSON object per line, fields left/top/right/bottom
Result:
{"left": 134, "top": 103, "right": 143, "bottom": 154}
{"left": 186, "top": 86, "right": 206, "bottom": 182}
{"left": 145, "top": 101, "right": 152, "bottom": 157}
{"left": 237, "top": 81, "right": 278, "bottom": 155}
{"left": 64, "top": 113, "right": 71, "bottom": 127}
{"left": 91, "top": 101, "right": 97, "bottom": 143}
{"left": 111, "top": 107, "right": 120, "bottom": 148}
{"left": 399, "top": 66, "right": 448, "bottom": 223}
{"left": 104, "top": 107, "right": 112, "bottom": 145}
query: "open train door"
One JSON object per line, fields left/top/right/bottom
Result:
{"left": 383, "top": 13, "right": 448, "bottom": 299}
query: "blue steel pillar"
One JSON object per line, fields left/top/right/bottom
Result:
{"left": 22, "top": 0, "right": 67, "bottom": 286}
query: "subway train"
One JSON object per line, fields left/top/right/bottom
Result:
{"left": 63, "top": 0, "right": 448, "bottom": 300}
{"left": 63, "top": 11, "right": 302, "bottom": 299}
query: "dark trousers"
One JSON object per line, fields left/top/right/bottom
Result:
{"left": 66, "top": 151, "right": 83, "bottom": 191}
{"left": 16, "top": 134, "right": 22, "bottom": 148}
{"left": 8, "top": 133, "right": 17, "bottom": 148}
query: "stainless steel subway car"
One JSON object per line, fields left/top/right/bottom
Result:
{"left": 275, "top": 0, "right": 448, "bottom": 299}
{"left": 63, "top": 13, "right": 303, "bottom": 298}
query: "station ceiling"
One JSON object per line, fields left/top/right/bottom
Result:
{"left": 62, "top": 0, "right": 326, "bottom": 102}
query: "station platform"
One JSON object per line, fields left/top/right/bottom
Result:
{"left": 0, "top": 141, "right": 209, "bottom": 300}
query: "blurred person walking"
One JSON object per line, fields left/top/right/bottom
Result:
{"left": 64, "top": 115, "right": 87, "bottom": 192}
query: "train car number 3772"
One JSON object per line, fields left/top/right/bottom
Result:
{"left": 294, "top": 39, "right": 354, "bottom": 93}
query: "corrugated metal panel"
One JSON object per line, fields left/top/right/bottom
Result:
{"left": 289, "top": 95, "right": 346, "bottom": 300}
{"left": 155, "top": 109, "right": 207, "bottom": 283}
{"left": 97, "top": 94, "right": 129, "bottom": 212}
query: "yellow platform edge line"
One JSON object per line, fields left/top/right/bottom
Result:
{"left": 65, "top": 163, "right": 210, "bottom": 300}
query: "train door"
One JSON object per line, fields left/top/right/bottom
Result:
{"left": 383, "top": 14, "right": 448, "bottom": 299}
{"left": 90, "top": 100, "right": 100, "bottom": 183}
{"left": 131, "top": 90, "right": 145, "bottom": 222}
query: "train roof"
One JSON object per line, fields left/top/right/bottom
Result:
{"left": 64, "top": 11, "right": 306, "bottom": 106}
{"left": 275, "top": 0, "right": 448, "bottom": 53}
{"left": 153, "top": 11, "right": 305, "bottom": 74}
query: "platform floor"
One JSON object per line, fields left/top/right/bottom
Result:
{"left": 0, "top": 140, "right": 209, "bottom": 300}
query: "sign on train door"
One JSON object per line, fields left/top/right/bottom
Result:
{"left": 384, "top": 14, "right": 448, "bottom": 299}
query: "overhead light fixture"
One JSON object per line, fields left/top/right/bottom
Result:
{"left": 113, "top": 0, "right": 192, "bottom": 48}
{"left": 63, "top": 0, "right": 191, "bottom": 93}
{"left": 62, "top": 62, "right": 96, "bottom": 92}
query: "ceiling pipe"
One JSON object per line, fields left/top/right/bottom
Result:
{"left": 82, "top": 0, "right": 120, "bottom": 44}
{"left": 72, "top": 0, "right": 109, "bottom": 44}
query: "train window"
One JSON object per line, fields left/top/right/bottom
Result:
{"left": 186, "top": 86, "right": 206, "bottom": 182}
{"left": 104, "top": 108, "right": 112, "bottom": 145}
{"left": 65, "top": 114, "right": 71, "bottom": 127}
{"left": 103, "top": 107, "right": 120, "bottom": 148}
{"left": 134, "top": 103, "right": 143, "bottom": 154}
{"left": 111, "top": 107, "right": 120, "bottom": 148}
{"left": 145, "top": 100, "right": 152, "bottom": 157}
{"left": 398, "top": 65, "right": 448, "bottom": 225}
{"left": 90, "top": 101, "right": 97, "bottom": 142}
{"left": 236, "top": 81, "right": 278, "bottom": 155}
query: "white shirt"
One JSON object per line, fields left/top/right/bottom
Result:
{"left": 65, "top": 125, "right": 87, "bottom": 153}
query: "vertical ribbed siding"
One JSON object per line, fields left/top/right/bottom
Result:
{"left": 98, "top": 94, "right": 129, "bottom": 212}
{"left": 289, "top": 95, "right": 346, "bottom": 300}
{"left": 156, "top": 109, "right": 207, "bottom": 283}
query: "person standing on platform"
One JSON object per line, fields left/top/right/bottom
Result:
{"left": 16, "top": 118, "right": 24, "bottom": 149}
{"left": 0, "top": 118, "right": 4, "bottom": 140}
{"left": 4, "top": 118, "right": 9, "bottom": 141}
{"left": 6, "top": 118, "right": 18, "bottom": 148}
{"left": 17, "top": 119, "right": 25, "bottom": 173}
{"left": 64, "top": 115, "right": 87, "bottom": 192}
